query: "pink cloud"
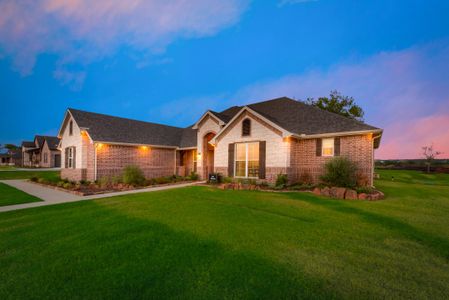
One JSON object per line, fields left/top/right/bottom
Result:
{"left": 220, "top": 41, "right": 449, "bottom": 159}
{"left": 0, "top": 0, "right": 248, "bottom": 78}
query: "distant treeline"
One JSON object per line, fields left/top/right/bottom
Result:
{"left": 375, "top": 159, "right": 449, "bottom": 173}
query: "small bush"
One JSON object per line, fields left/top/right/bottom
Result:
{"left": 299, "top": 171, "right": 314, "bottom": 185}
{"left": 37, "top": 177, "right": 47, "bottom": 184}
{"left": 289, "top": 184, "right": 314, "bottom": 191}
{"left": 222, "top": 176, "right": 233, "bottom": 183}
{"left": 188, "top": 172, "right": 199, "bottom": 181}
{"left": 63, "top": 182, "right": 73, "bottom": 189}
{"left": 320, "top": 157, "right": 358, "bottom": 188}
{"left": 275, "top": 174, "right": 288, "bottom": 188}
{"left": 122, "top": 165, "right": 146, "bottom": 186}
{"left": 356, "top": 186, "right": 376, "bottom": 194}
{"left": 30, "top": 176, "right": 38, "bottom": 182}
{"left": 98, "top": 176, "right": 111, "bottom": 188}
{"left": 154, "top": 176, "right": 171, "bottom": 185}
{"left": 56, "top": 181, "right": 65, "bottom": 187}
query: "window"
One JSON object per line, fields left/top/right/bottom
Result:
{"left": 242, "top": 119, "right": 251, "bottom": 136}
{"left": 69, "top": 120, "right": 73, "bottom": 136}
{"left": 322, "top": 138, "right": 334, "bottom": 157}
{"left": 235, "top": 142, "right": 259, "bottom": 178}
{"left": 67, "top": 147, "right": 74, "bottom": 168}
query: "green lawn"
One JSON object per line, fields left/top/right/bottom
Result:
{"left": 0, "top": 170, "right": 448, "bottom": 299}
{"left": 0, "top": 183, "right": 42, "bottom": 206}
{"left": 0, "top": 170, "right": 59, "bottom": 181}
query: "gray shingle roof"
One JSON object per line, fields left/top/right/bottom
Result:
{"left": 69, "top": 108, "right": 197, "bottom": 148}
{"left": 22, "top": 141, "right": 35, "bottom": 148}
{"left": 66, "top": 97, "right": 380, "bottom": 149}
{"left": 245, "top": 97, "right": 379, "bottom": 135}
{"left": 44, "top": 136, "right": 61, "bottom": 150}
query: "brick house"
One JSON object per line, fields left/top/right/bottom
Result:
{"left": 22, "top": 136, "right": 61, "bottom": 168}
{"left": 58, "top": 97, "right": 382, "bottom": 185}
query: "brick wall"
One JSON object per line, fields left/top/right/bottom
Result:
{"left": 96, "top": 144, "right": 175, "bottom": 180}
{"left": 289, "top": 134, "right": 374, "bottom": 186}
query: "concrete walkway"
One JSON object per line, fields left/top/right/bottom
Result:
{"left": 0, "top": 180, "right": 203, "bottom": 213}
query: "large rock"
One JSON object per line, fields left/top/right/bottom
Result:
{"left": 313, "top": 187, "right": 321, "bottom": 196}
{"left": 321, "top": 187, "right": 331, "bottom": 197}
{"left": 330, "top": 187, "right": 346, "bottom": 199}
{"left": 345, "top": 189, "right": 358, "bottom": 200}
{"left": 358, "top": 193, "right": 367, "bottom": 200}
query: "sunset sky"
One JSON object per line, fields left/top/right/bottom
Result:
{"left": 1, "top": 0, "right": 448, "bottom": 159}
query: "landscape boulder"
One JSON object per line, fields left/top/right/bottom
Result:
{"left": 321, "top": 187, "right": 331, "bottom": 197}
{"left": 330, "top": 187, "right": 346, "bottom": 199}
{"left": 313, "top": 187, "right": 321, "bottom": 196}
{"left": 345, "top": 189, "right": 358, "bottom": 200}
{"left": 358, "top": 193, "right": 367, "bottom": 200}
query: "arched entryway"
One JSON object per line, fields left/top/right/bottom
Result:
{"left": 202, "top": 132, "right": 216, "bottom": 179}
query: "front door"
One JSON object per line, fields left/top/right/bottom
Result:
{"left": 54, "top": 154, "right": 61, "bottom": 167}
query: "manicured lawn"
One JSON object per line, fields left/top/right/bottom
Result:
{"left": 0, "top": 170, "right": 59, "bottom": 181}
{"left": 0, "top": 183, "right": 42, "bottom": 207}
{"left": 0, "top": 170, "right": 448, "bottom": 298}
{"left": 0, "top": 166, "right": 17, "bottom": 170}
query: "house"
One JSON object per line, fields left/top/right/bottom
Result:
{"left": 21, "top": 136, "right": 61, "bottom": 168}
{"left": 58, "top": 97, "right": 382, "bottom": 186}
{"left": 0, "top": 148, "right": 22, "bottom": 166}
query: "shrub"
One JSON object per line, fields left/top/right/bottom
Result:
{"left": 299, "top": 171, "right": 314, "bottom": 185}
{"left": 222, "top": 176, "right": 233, "bottom": 183}
{"left": 154, "top": 176, "right": 171, "bottom": 184}
{"left": 275, "top": 174, "right": 288, "bottom": 188}
{"left": 56, "top": 181, "right": 65, "bottom": 187}
{"left": 63, "top": 182, "right": 73, "bottom": 189}
{"left": 356, "top": 186, "right": 376, "bottom": 194}
{"left": 37, "top": 177, "right": 47, "bottom": 184}
{"left": 98, "top": 176, "right": 111, "bottom": 188}
{"left": 30, "top": 176, "right": 38, "bottom": 182}
{"left": 320, "top": 157, "right": 358, "bottom": 188}
{"left": 188, "top": 172, "right": 199, "bottom": 181}
{"left": 122, "top": 165, "right": 146, "bottom": 186}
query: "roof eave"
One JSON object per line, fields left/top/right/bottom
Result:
{"left": 192, "top": 111, "right": 225, "bottom": 129}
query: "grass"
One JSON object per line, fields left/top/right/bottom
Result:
{"left": 0, "top": 183, "right": 42, "bottom": 206}
{"left": 0, "top": 166, "right": 17, "bottom": 170}
{"left": 0, "top": 170, "right": 59, "bottom": 181}
{"left": 0, "top": 169, "right": 448, "bottom": 298}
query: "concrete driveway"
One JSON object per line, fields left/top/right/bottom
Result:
{"left": 0, "top": 180, "right": 202, "bottom": 213}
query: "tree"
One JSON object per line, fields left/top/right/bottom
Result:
{"left": 422, "top": 144, "right": 442, "bottom": 173}
{"left": 0, "top": 144, "right": 19, "bottom": 154}
{"left": 306, "top": 90, "right": 365, "bottom": 121}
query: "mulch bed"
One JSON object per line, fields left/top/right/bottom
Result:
{"left": 29, "top": 180, "right": 195, "bottom": 196}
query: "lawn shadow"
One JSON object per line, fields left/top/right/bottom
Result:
{"left": 285, "top": 193, "right": 449, "bottom": 261}
{"left": 0, "top": 200, "right": 341, "bottom": 299}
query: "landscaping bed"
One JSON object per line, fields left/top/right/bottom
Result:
{"left": 29, "top": 175, "right": 196, "bottom": 196}
{"left": 29, "top": 165, "right": 199, "bottom": 196}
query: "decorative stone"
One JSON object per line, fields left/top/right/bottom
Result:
{"left": 313, "top": 187, "right": 321, "bottom": 196}
{"left": 330, "top": 187, "right": 346, "bottom": 199}
{"left": 358, "top": 193, "right": 367, "bottom": 200}
{"left": 321, "top": 187, "right": 331, "bottom": 197}
{"left": 345, "top": 189, "right": 358, "bottom": 200}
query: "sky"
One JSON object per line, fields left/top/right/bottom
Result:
{"left": 1, "top": 0, "right": 448, "bottom": 159}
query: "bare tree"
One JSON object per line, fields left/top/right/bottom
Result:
{"left": 422, "top": 144, "right": 442, "bottom": 173}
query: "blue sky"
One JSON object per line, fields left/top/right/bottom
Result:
{"left": 1, "top": 0, "right": 449, "bottom": 158}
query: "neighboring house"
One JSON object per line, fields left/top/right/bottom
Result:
{"left": 21, "top": 136, "right": 61, "bottom": 167}
{"left": 58, "top": 97, "right": 382, "bottom": 186}
{"left": 0, "top": 149, "right": 22, "bottom": 166}
{"left": 21, "top": 141, "right": 36, "bottom": 167}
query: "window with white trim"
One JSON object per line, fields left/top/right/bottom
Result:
{"left": 322, "top": 138, "right": 334, "bottom": 157}
{"left": 235, "top": 142, "right": 259, "bottom": 178}
{"left": 67, "top": 147, "right": 74, "bottom": 168}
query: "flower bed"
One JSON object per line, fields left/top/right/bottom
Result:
{"left": 29, "top": 175, "right": 196, "bottom": 196}
{"left": 213, "top": 182, "right": 384, "bottom": 201}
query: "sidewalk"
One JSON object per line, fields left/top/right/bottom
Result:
{"left": 0, "top": 180, "right": 202, "bottom": 213}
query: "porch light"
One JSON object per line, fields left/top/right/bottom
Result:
{"left": 197, "top": 152, "right": 202, "bottom": 159}
{"left": 96, "top": 143, "right": 104, "bottom": 149}
{"left": 140, "top": 146, "right": 149, "bottom": 150}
